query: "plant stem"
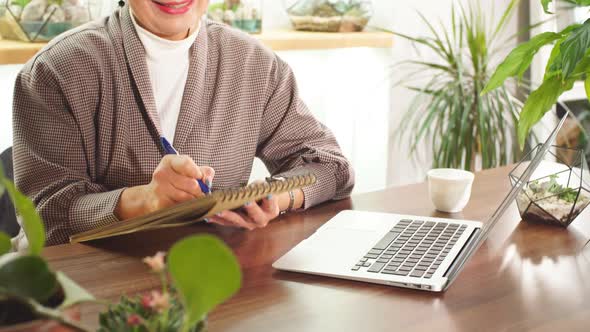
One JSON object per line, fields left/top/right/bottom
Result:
{"left": 180, "top": 316, "right": 191, "bottom": 332}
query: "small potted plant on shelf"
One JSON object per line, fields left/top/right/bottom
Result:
{"left": 0, "top": 0, "right": 90, "bottom": 42}
{"left": 207, "top": 0, "right": 262, "bottom": 34}
{"left": 98, "top": 235, "right": 242, "bottom": 332}
{"left": 284, "top": 0, "right": 373, "bottom": 32}
{"left": 0, "top": 166, "right": 95, "bottom": 332}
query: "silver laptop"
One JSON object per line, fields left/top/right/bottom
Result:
{"left": 273, "top": 113, "right": 567, "bottom": 292}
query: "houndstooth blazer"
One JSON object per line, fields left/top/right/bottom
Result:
{"left": 12, "top": 5, "right": 355, "bottom": 246}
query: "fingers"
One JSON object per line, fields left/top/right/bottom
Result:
{"left": 209, "top": 196, "right": 281, "bottom": 230}
{"left": 242, "top": 202, "right": 268, "bottom": 227}
{"left": 167, "top": 170, "right": 203, "bottom": 198}
{"left": 150, "top": 156, "right": 217, "bottom": 212}
{"left": 242, "top": 195, "right": 280, "bottom": 227}
{"left": 165, "top": 155, "right": 203, "bottom": 179}
{"left": 260, "top": 195, "right": 280, "bottom": 216}
{"left": 157, "top": 155, "right": 216, "bottom": 196}
{"left": 214, "top": 211, "right": 257, "bottom": 230}
{"left": 201, "top": 166, "right": 215, "bottom": 187}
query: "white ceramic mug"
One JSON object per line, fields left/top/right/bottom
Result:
{"left": 427, "top": 168, "right": 475, "bottom": 213}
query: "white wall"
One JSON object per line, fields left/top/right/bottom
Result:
{"left": 0, "top": 65, "right": 19, "bottom": 153}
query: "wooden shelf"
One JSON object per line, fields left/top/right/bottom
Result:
{"left": 0, "top": 30, "right": 392, "bottom": 65}
{"left": 0, "top": 39, "right": 46, "bottom": 65}
{"left": 254, "top": 30, "right": 393, "bottom": 51}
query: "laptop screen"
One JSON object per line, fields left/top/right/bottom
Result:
{"left": 443, "top": 111, "right": 569, "bottom": 289}
{"left": 477, "top": 111, "right": 568, "bottom": 243}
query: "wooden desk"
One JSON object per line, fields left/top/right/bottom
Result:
{"left": 43, "top": 166, "right": 590, "bottom": 331}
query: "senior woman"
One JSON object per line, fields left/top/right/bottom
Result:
{"left": 12, "top": 0, "right": 354, "bottom": 246}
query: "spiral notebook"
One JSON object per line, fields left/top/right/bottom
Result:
{"left": 70, "top": 173, "right": 317, "bottom": 243}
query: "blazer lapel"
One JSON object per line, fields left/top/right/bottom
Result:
{"left": 173, "top": 23, "right": 209, "bottom": 151}
{"left": 119, "top": 6, "right": 162, "bottom": 137}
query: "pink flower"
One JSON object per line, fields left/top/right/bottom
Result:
{"left": 140, "top": 293, "right": 152, "bottom": 310}
{"left": 140, "top": 291, "right": 171, "bottom": 313}
{"left": 143, "top": 251, "right": 166, "bottom": 273}
{"left": 127, "top": 314, "right": 142, "bottom": 327}
{"left": 149, "top": 291, "right": 170, "bottom": 313}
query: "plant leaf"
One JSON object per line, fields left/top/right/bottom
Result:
{"left": 168, "top": 235, "right": 241, "bottom": 328}
{"left": 56, "top": 272, "right": 95, "bottom": 309}
{"left": 560, "top": 19, "right": 590, "bottom": 79}
{"left": 483, "top": 31, "right": 562, "bottom": 93}
{"left": 564, "top": 0, "right": 590, "bottom": 6}
{"left": 0, "top": 255, "right": 57, "bottom": 303}
{"left": 493, "top": 0, "right": 520, "bottom": 41}
{"left": 0, "top": 178, "right": 45, "bottom": 255}
{"left": 517, "top": 75, "right": 574, "bottom": 147}
{"left": 0, "top": 233, "right": 11, "bottom": 256}
{"left": 585, "top": 74, "right": 590, "bottom": 100}
{"left": 542, "top": 0, "right": 553, "bottom": 13}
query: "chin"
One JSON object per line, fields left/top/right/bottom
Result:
{"left": 157, "top": 23, "right": 193, "bottom": 37}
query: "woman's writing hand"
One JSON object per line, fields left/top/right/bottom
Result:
{"left": 115, "top": 155, "right": 214, "bottom": 220}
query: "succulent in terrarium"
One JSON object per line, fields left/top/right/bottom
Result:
{"left": 285, "top": 0, "right": 372, "bottom": 32}
{"left": 511, "top": 146, "right": 590, "bottom": 227}
{"left": 207, "top": 0, "right": 262, "bottom": 34}
{"left": 0, "top": 0, "right": 90, "bottom": 41}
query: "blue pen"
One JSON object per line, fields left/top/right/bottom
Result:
{"left": 160, "top": 137, "right": 211, "bottom": 194}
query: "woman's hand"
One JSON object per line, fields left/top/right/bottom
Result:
{"left": 115, "top": 155, "right": 214, "bottom": 220}
{"left": 207, "top": 188, "right": 305, "bottom": 230}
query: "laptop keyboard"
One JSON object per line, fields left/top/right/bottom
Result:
{"left": 351, "top": 219, "right": 467, "bottom": 279}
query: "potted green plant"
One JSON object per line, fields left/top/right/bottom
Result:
{"left": 98, "top": 235, "right": 242, "bottom": 332}
{"left": 380, "top": 0, "right": 528, "bottom": 171}
{"left": 483, "top": 0, "right": 590, "bottom": 148}
{"left": 0, "top": 163, "right": 242, "bottom": 332}
{"left": 0, "top": 166, "right": 95, "bottom": 331}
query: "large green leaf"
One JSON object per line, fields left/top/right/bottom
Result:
{"left": 560, "top": 19, "right": 590, "bottom": 79}
{"left": 0, "top": 233, "right": 11, "bottom": 256}
{"left": 168, "top": 235, "right": 241, "bottom": 328}
{"left": 543, "top": 0, "right": 590, "bottom": 13}
{"left": 56, "top": 272, "right": 94, "bottom": 309}
{"left": 0, "top": 255, "right": 57, "bottom": 303}
{"left": 0, "top": 179, "right": 45, "bottom": 255}
{"left": 585, "top": 74, "right": 590, "bottom": 100}
{"left": 517, "top": 75, "right": 575, "bottom": 147}
{"left": 483, "top": 32, "right": 562, "bottom": 93}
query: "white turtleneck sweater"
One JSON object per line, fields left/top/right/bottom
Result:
{"left": 129, "top": 11, "right": 200, "bottom": 142}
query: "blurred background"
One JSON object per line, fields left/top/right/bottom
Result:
{"left": 0, "top": 0, "right": 588, "bottom": 194}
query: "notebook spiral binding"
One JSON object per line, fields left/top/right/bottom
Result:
{"left": 214, "top": 173, "right": 316, "bottom": 203}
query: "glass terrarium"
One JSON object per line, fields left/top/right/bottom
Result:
{"left": 0, "top": 0, "right": 91, "bottom": 42}
{"left": 284, "top": 0, "right": 372, "bottom": 32}
{"left": 207, "top": 0, "right": 262, "bottom": 34}
{"left": 510, "top": 145, "right": 590, "bottom": 228}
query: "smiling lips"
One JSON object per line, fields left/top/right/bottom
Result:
{"left": 151, "top": 0, "right": 194, "bottom": 15}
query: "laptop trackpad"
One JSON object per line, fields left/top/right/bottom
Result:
{"left": 273, "top": 228, "right": 378, "bottom": 273}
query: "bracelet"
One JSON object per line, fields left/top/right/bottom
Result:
{"left": 287, "top": 190, "right": 295, "bottom": 212}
